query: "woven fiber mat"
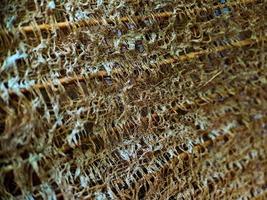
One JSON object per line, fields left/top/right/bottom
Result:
{"left": 0, "top": 0, "right": 266, "bottom": 199}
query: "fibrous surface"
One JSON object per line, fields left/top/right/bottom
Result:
{"left": 0, "top": 0, "right": 266, "bottom": 199}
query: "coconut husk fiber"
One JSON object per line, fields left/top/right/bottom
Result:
{"left": 0, "top": 0, "right": 266, "bottom": 199}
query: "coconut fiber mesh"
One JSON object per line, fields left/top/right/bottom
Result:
{"left": 0, "top": 0, "right": 267, "bottom": 199}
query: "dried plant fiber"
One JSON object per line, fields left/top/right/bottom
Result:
{"left": 0, "top": 0, "right": 267, "bottom": 199}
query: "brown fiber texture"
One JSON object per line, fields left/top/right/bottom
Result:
{"left": 0, "top": 0, "right": 267, "bottom": 199}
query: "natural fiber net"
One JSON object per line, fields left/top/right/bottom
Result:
{"left": 0, "top": 0, "right": 266, "bottom": 199}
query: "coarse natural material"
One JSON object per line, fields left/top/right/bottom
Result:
{"left": 0, "top": 0, "right": 266, "bottom": 199}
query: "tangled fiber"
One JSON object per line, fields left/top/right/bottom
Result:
{"left": 0, "top": 0, "right": 266, "bottom": 199}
